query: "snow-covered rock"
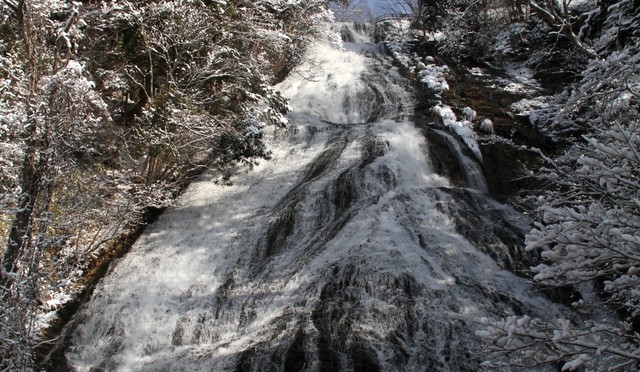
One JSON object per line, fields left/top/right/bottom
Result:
{"left": 480, "top": 118, "right": 494, "bottom": 134}
{"left": 462, "top": 107, "right": 477, "bottom": 122}
{"left": 418, "top": 64, "right": 450, "bottom": 93}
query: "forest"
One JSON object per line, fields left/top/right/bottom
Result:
{"left": 1, "top": 0, "right": 639, "bottom": 370}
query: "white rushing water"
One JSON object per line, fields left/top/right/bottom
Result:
{"left": 65, "top": 23, "right": 560, "bottom": 371}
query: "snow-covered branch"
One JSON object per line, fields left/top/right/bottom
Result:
{"left": 478, "top": 316, "right": 640, "bottom": 370}
{"left": 529, "top": 0, "right": 597, "bottom": 57}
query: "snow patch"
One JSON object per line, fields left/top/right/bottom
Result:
{"left": 418, "top": 64, "right": 450, "bottom": 93}
{"left": 433, "top": 104, "right": 483, "bottom": 162}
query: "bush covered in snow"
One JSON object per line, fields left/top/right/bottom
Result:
{"left": 476, "top": 0, "right": 640, "bottom": 369}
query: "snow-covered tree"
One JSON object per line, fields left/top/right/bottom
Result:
{"left": 526, "top": 0, "right": 596, "bottom": 57}
{"left": 420, "top": 0, "right": 601, "bottom": 60}
{"left": 478, "top": 0, "right": 640, "bottom": 369}
{"left": 79, "top": 0, "right": 331, "bottom": 190}
{"left": 0, "top": 1, "right": 109, "bottom": 369}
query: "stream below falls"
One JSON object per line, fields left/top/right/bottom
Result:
{"left": 61, "top": 23, "right": 562, "bottom": 371}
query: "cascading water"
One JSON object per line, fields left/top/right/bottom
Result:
{"left": 429, "top": 128, "right": 488, "bottom": 193}
{"left": 64, "top": 23, "right": 559, "bottom": 371}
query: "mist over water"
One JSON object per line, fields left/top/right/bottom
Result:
{"left": 65, "top": 23, "right": 558, "bottom": 371}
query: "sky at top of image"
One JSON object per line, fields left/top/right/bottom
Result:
{"left": 354, "top": 1, "right": 405, "bottom": 18}
{"left": 365, "top": 0, "right": 384, "bottom": 16}
{"left": 330, "top": 0, "right": 390, "bottom": 20}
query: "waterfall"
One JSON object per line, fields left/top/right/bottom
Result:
{"left": 64, "top": 23, "right": 559, "bottom": 371}
{"left": 430, "top": 128, "right": 488, "bottom": 192}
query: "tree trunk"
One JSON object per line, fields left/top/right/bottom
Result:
{"left": 2, "top": 109, "right": 45, "bottom": 288}
{"left": 2, "top": 0, "right": 50, "bottom": 289}
{"left": 529, "top": 0, "right": 597, "bottom": 58}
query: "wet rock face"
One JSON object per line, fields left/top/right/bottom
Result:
{"left": 412, "top": 46, "right": 556, "bottom": 200}
{"left": 479, "top": 140, "right": 545, "bottom": 199}
{"left": 532, "top": 49, "right": 585, "bottom": 94}
{"left": 312, "top": 265, "right": 384, "bottom": 372}
{"left": 309, "top": 266, "right": 480, "bottom": 372}
{"left": 406, "top": 36, "right": 559, "bottom": 278}
{"left": 421, "top": 125, "right": 467, "bottom": 188}
{"left": 430, "top": 187, "right": 538, "bottom": 275}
